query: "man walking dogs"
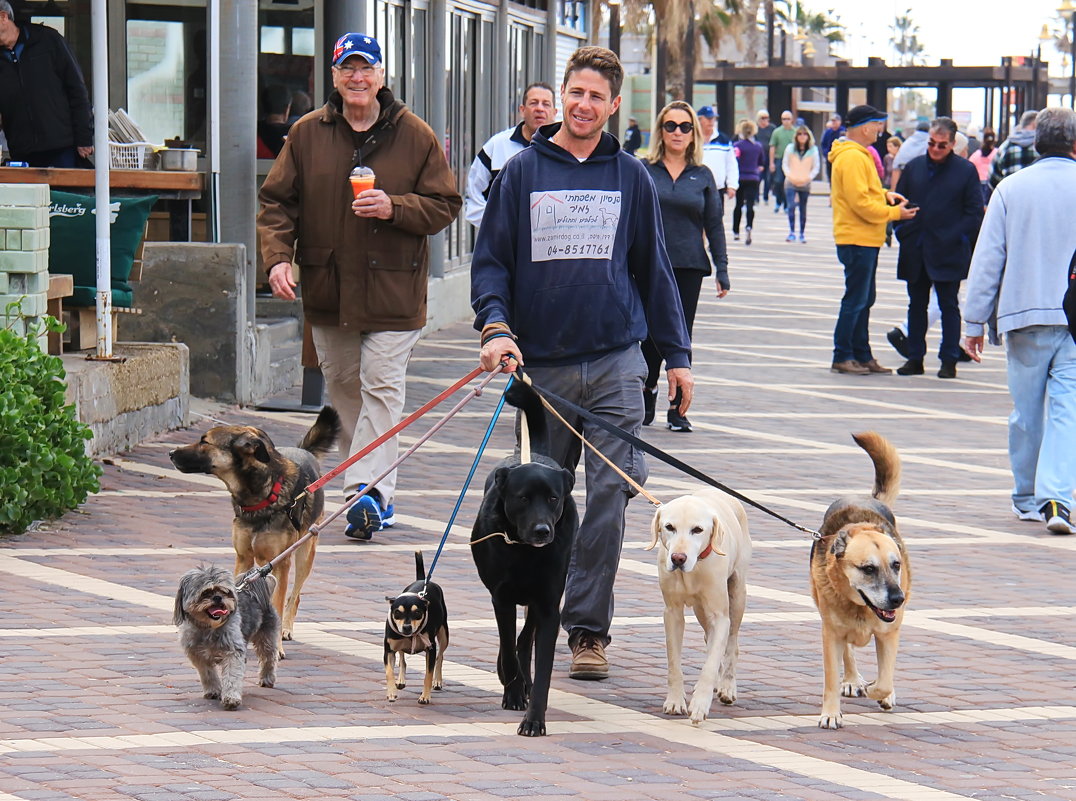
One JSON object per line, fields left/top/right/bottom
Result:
{"left": 963, "top": 107, "right": 1076, "bottom": 536}
{"left": 828, "top": 104, "right": 917, "bottom": 375}
{"left": 258, "top": 33, "right": 461, "bottom": 541}
{"left": 471, "top": 46, "right": 693, "bottom": 680}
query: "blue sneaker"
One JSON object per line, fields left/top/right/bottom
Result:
{"left": 345, "top": 487, "right": 384, "bottom": 540}
{"left": 786, "top": 232, "right": 797, "bottom": 242}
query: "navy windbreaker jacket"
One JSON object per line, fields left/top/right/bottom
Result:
{"left": 470, "top": 123, "right": 691, "bottom": 369}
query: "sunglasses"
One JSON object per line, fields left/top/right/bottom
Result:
{"left": 662, "top": 120, "right": 694, "bottom": 134}
{"left": 927, "top": 139, "right": 952, "bottom": 150}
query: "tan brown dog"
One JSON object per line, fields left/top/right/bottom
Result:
{"left": 169, "top": 408, "right": 340, "bottom": 652}
{"left": 647, "top": 490, "right": 751, "bottom": 725}
{"left": 811, "top": 431, "right": 910, "bottom": 730}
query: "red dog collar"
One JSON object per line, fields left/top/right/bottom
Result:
{"left": 240, "top": 479, "right": 283, "bottom": 512}
{"left": 697, "top": 542, "right": 714, "bottom": 560}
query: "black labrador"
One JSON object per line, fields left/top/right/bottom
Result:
{"left": 471, "top": 377, "right": 579, "bottom": 736}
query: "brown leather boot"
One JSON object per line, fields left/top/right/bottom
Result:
{"left": 568, "top": 632, "right": 608, "bottom": 680}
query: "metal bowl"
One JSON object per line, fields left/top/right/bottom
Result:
{"left": 158, "top": 148, "right": 199, "bottom": 171}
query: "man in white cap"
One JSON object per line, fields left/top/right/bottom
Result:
{"left": 696, "top": 105, "right": 737, "bottom": 203}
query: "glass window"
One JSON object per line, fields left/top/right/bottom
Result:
{"left": 292, "top": 27, "right": 315, "bottom": 57}
{"left": 126, "top": 19, "right": 186, "bottom": 145}
{"left": 261, "top": 26, "right": 286, "bottom": 55}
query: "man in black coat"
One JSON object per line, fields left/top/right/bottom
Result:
{"left": 0, "top": 1, "right": 93, "bottom": 167}
{"left": 893, "top": 117, "right": 984, "bottom": 378}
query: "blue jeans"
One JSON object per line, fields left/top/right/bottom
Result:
{"left": 1005, "top": 325, "right": 1076, "bottom": 513}
{"left": 785, "top": 186, "right": 810, "bottom": 234}
{"left": 833, "top": 245, "right": 880, "bottom": 363}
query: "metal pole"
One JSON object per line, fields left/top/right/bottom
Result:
{"left": 1071, "top": 14, "right": 1076, "bottom": 108}
{"left": 608, "top": 1, "right": 621, "bottom": 135}
{"left": 91, "top": 0, "right": 112, "bottom": 357}
{"left": 208, "top": 0, "right": 220, "bottom": 242}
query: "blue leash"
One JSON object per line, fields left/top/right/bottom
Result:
{"left": 424, "top": 373, "right": 514, "bottom": 584}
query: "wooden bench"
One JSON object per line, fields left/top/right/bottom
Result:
{"left": 46, "top": 274, "right": 73, "bottom": 356}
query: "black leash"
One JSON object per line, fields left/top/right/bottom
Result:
{"left": 527, "top": 379, "right": 822, "bottom": 539}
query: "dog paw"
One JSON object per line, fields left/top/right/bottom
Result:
{"left": 277, "top": 647, "right": 287, "bottom": 660}
{"left": 434, "top": 682, "right": 444, "bottom": 691}
{"left": 867, "top": 683, "right": 896, "bottom": 710}
{"left": 259, "top": 677, "right": 276, "bottom": 688}
{"left": 418, "top": 695, "right": 431, "bottom": 705}
{"left": 688, "top": 694, "right": 713, "bottom": 725}
{"left": 662, "top": 695, "right": 688, "bottom": 716}
{"left": 502, "top": 690, "right": 528, "bottom": 711}
{"left": 717, "top": 682, "right": 737, "bottom": 706}
{"left": 817, "top": 712, "right": 843, "bottom": 729}
{"left": 841, "top": 675, "right": 868, "bottom": 698}
{"left": 517, "top": 717, "right": 546, "bottom": 737}
{"left": 386, "top": 692, "right": 397, "bottom": 702}
{"left": 203, "top": 690, "right": 221, "bottom": 700}
{"left": 281, "top": 628, "right": 293, "bottom": 642}
{"left": 395, "top": 682, "right": 406, "bottom": 690}
{"left": 220, "top": 696, "right": 242, "bottom": 711}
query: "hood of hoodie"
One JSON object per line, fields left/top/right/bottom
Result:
{"left": 1008, "top": 128, "right": 1037, "bottom": 147}
{"left": 828, "top": 137, "right": 868, "bottom": 165}
{"left": 531, "top": 122, "right": 622, "bottom": 164}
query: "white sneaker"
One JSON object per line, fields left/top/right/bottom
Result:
{"left": 1011, "top": 502, "right": 1040, "bottom": 522}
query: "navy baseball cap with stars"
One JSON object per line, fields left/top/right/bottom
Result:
{"left": 332, "top": 33, "right": 382, "bottom": 67}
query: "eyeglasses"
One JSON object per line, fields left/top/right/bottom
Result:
{"left": 927, "top": 139, "right": 952, "bottom": 150}
{"left": 335, "top": 62, "right": 377, "bottom": 77}
{"left": 662, "top": 120, "right": 693, "bottom": 134}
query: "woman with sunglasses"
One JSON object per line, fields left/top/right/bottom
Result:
{"left": 641, "top": 101, "right": 729, "bottom": 432}
{"left": 781, "top": 125, "right": 820, "bottom": 243}
{"left": 731, "top": 119, "right": 764, "bottom": 245}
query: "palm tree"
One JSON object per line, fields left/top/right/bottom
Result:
{"left": 889, "top": 10, "right": 925, "bottom": 66}
{"left": 608, "top": 0, "right": 743, "bottom": 103}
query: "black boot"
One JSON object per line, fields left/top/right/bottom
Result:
{"left": 896, "top": 359, "right": 924, "bottom": 376}
{"left": 642, "top": 387, "right": 657, "bottom": 426}
{"left": 937, "top": 362, "right": 957, "bottom": 379}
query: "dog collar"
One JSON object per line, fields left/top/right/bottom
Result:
{"left": 240, "top": 478, "right": 283, "bottom": 512}
{"left": 697, "top": 542, "right": 714, "bottom": 560}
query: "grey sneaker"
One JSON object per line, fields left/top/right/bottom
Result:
{"left": 1011, "top": 502, "right": 1040, "bottom": 522}
{"left": 1040, "top": 500, "right": 1076, "bottom": 535}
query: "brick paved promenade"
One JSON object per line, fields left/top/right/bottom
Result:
{"left": 3, "top": 208, "right": 1075, "bottom": 801}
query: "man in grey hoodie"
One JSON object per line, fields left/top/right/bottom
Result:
{"left": 963, "top": 107, "right": 1076, "bottom": 535}
{"left": 988, "top": 110, "right": 1038, "bottom": 188}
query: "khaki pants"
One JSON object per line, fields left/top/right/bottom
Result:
{"left": 310, "top": 325, "right": 422, "bottom": 507}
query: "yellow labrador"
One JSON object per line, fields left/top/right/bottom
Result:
{"left": 646, "top": 490, "right": 752, "bottom": 724}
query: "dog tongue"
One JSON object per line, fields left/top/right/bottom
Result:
{"left": 209, "top": 607, "right": 230, "bottom": 619}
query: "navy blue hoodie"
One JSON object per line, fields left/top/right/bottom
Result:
{"left": 470, "top": 123, "right": 691, "bottom": 368}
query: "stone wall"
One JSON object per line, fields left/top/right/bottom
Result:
{"left": 0, "top": 183, "right": 51, "bottom": 351}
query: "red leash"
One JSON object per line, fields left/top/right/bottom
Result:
{"left": 299, "top": 365, "right": 484, "bottom": 498}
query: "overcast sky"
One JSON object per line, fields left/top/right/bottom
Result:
{"left": 826, "top": 0, "right": 1069, "bottom": 70}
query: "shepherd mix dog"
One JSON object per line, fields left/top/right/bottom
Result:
{"left": 471, "top": 378, "right": 578, "bottom": 737}
{"left": 169, "top": 407, "right": 341, "bottom": 652}
{"left": 811, "top": 431, "right": 910, "bottom": 730}
{"left": 647, "top": 490, "right": 752, "bottom": 725}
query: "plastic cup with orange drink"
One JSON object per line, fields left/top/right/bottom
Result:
{"left": 349, "top": 166, "right": 376, "bottom": 198}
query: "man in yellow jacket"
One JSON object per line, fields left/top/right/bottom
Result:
{"left": 828, "top": 104, "right": 917, "bottom": 375}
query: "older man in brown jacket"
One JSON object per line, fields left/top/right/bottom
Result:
{"left": 258, "top": 33, "right": 461, "bottom": 540}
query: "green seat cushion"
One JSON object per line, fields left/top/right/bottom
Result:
{"left": 48, "top": 191, "right": 158, "bottom": 308}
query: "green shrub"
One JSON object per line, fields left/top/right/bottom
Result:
{"left": 0, "top": 311, "right": 101, "bottom": 535}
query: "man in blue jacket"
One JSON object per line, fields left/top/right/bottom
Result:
{"left": 964, "top": 107, "right": 1076, "bottom": 535}
{"left": 893, "top": 117, "right": 984, "bottom": 378}
{"left": 471, "top": 45, "right": 693, "bottom": 680}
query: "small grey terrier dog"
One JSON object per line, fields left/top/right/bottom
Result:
{"left": 173, "top": 565, "right": 280, "bottom": 710}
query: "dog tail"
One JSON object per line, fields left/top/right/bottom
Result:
{"left": 853, "top": 431, "right": 901, "bottom": 506}
{"left": 299, "top": 406, "right": 342, "bottom": 459}
{"left": 414, "top": 550, "right": 426, "bottom": 581}
{"left": 504, "top": 375, "right": 551, "bottom": 458}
